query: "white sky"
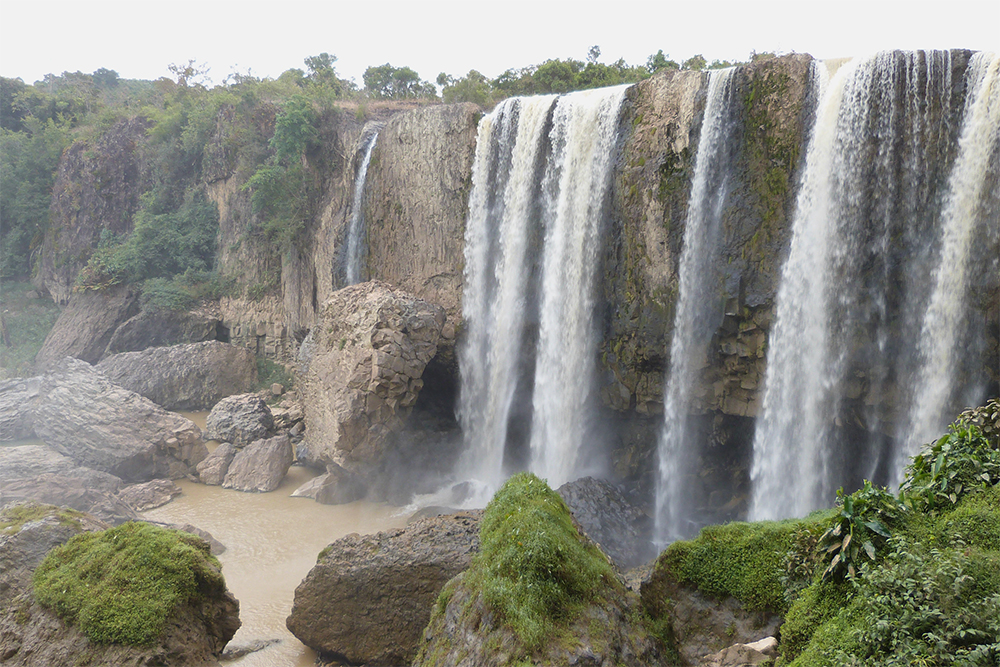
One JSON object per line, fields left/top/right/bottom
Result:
{"left": 1, "top": 0, "right": 998, "bottom": 87}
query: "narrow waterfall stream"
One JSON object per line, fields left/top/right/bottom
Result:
{"left": 655, "top": 67, "right": 740, "bottom": 543}
{"left": 456, "top": 85, "right": 627, "bottom": 500}
{"left": 345, "top": 128, "right": 381, "bottom": 285}
{"left": 750, "top": 50, "right": 998, "bottom": 521}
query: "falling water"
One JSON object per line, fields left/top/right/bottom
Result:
{"left": 457, "top": 85, "right": 628, "bottom": 498}
{"left": 900, "top": 52, "right": 1000, "bottom": 475}
{"left": 655, "top": 68, "right": 740, "bottom": 542}
{"left": 750, "top": 51, "right": 996, "bottom": 521}
{"left": 345, "top": 129, "right": 380, "bottom": 285}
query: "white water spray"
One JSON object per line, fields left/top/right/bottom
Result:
{"left": 345, "top": 130, "right": 379, "bottom": 285}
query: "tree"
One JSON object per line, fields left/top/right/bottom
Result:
{"left": 363, "top": 63, "right": 435, "bottom": 99}
{"left": 167, "top": 60, "right": 210, "bottom": 88}
{"left": 647, "top": 50, "right": 679, "bottom": 73}
{"left": 682, "top": 54, "right": 707, "bottom": 71}
{"left": 587, "top": 45, "right": 601, "bottom": 64}
{"left": 442, "top": 70, "right": 493, "bottom": 106}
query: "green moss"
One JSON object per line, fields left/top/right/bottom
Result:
{"left": 465, "top": 473, "right": 620, "bottom": 652}
{"left": 657, "top": 513, "right": 830, "bottom": 614}
{"left": 0, "top": 503, "right": 86, "bottom": 535}
{"left": 32, "top": 522, "right": 223, "bottom": 646}
{"left": 778, "top": 578, "right": 849, "bottom": 663}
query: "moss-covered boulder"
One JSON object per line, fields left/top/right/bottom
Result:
{"left": 0, "top": 509, "right": 240, "bottom": 666}
{"left": 414, "top": 473, "right": 667, "bottom": 667}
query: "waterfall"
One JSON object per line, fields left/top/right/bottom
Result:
{"left": 345, "top": 129, "right": 380, "bottom": 285}
{"left": 457, "top": 85, "right": 628, "bottom": 499}
{"left": 749, "top": 51, "right": 997, "bottom": 521}
{"left": 655, "top": 68, "right": 740, "bottom": 543}
{"left": 900, "top": 52, "right": 1000, "bottom": 475}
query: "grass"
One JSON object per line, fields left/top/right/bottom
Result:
{"left": 0, "top": 502, "right": 86, "bottom": 536}
{"left": 0, "top": 280, "right": 61, "bottom": 378}
{"left": 32, "top": 521, "right": 224, "bottom": 646}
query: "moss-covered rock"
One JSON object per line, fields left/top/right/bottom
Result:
{"left": 414, "top": 473, "right": 668, "bottom": 666}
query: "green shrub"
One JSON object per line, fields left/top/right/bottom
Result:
{"left": 818, "top": 481, "right": 902, "bottom": 581}
{"left": 900, "top": 419, "right": 1000, "bottom": 513}
{"left": 256, "top": 356, "right": 293, "bottom": 391}
{"left": 468, "top": 473, "right": 618, "bottom": 651}
{"left": 32, "top": 522, "right": 223, "bottom": 646}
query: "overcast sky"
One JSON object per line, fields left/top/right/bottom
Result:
{"left": 1, "top": 0, "right": 997, "bottom": 87}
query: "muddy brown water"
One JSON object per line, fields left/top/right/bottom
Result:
{"left": 145, "top": 414, "right": 410, "bottom": 666}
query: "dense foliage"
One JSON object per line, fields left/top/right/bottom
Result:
{"left": 32, "top": 522, "right": 224, "bottom": 646}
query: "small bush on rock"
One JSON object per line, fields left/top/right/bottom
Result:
{"left": 33, "top": 521, "right": 224, "bottom": 646}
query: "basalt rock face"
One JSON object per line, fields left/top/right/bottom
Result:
{"left": 96, "top": 341, "right": 258, "bottom": 411}
{"left": 104, "top": 304, "right": 225, "bottom": 355}
{"left": 301, "top": 281, "right": 446, "bottom": 475}
{"left": 32, "top": 117, "right": 153, "bottom": 305}
{"left": 286, "top": 510, "right": 481, "bottom": 666}
{"left": 16, "top": 358, "right": 207, "bottom": 482}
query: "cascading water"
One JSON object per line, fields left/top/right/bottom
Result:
{"left": 345, "top": 129, "right": 380, "bottom": 285}
{"left": 749, "top": 50, "right": 998, "bottom": 521}
{"left": 655, "top": 68, "right": 740, "bottom": 543}
{"left": 900, "top": 52, "right": 1000, "bottom": 475}
{"left": 456, "top": 85, "right": 628, "bottom": 499}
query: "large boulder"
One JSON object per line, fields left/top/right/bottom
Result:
{"left": 302, "top": 281, "right": 446, "bottom": 475}
{"left": 557, "top": 476, "right": 654, "bottom": 569}
{"left": 0, "top": 377, "right": 40, "bottom": 441}
{"left": 286, "top": 510, "right": 481, "bottom": 665}
{"left": 96, "top": 341, "right": 258, "bottom": 411}
{"left": 197, "top": 443, "right": 239, "bottom": 486}
{"left": 19, "top": 358, "right": 207, "bottom": 481}
{"left": 104, "top": 305, "right": 224, "bottom": 355}
{"left": 289, "top": 462, "right": 368, "bottom": 505}
{"left": 205, "top": 393, "right": 273, "bottom": 446}
{"left": 116, "top": 479, "right": 183, "bottom": 511}
{"left": 0, "top": 505, "right": 240, "bottom": 666}
{"left": 222, "top": 435, "right": 294, "bottom": 493}
{"left": 0, "top": 474, "right": 138, "bottom": 526}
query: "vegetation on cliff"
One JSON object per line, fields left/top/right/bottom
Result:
{"left": 644, "top": 399, "right": 1000, "bottom": 666}
{"left": 32, "top": 521, "right": 226, "bottom": 646}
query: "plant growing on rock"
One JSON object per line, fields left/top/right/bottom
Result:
{"left": 818, "top": 481, "right": 901, "bottom": 581}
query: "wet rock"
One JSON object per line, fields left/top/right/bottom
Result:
{"left": 96, "top": 341, "right": 258, "bottom": 411}
{"left": 221, "top": 638, "right": 281, "bottom": 660}
{"left": 301, "top": 281, "right": 446, "bottom": 476}
{"left": 26, "top": 358, "right": 207, "bottom": 482}
{"left": 0, "top": 377, "right": 40, "bottom": 441}
{"left": 222, "top": 435, "right": 293, "bottom": 493}
{"left": 290, "top": 462, "right": 367, "bottom": 505}
{"left": 206, "top": 393, "right": 274, "bottom": 446}
{"left": 197, "top": 442, "right": 238, "bottom": 486}
{"left": 287, "top": 511, "right": 481, "bottom": 665}
{"left": 117, "top": 479, "right": 182, "bottom": 511}
{"left": 0, "top": 503, "right": 240, "bottom": 667}
{"left": 557, "top": 476, "right": 654, "bottom": 569}
{"left": 145, "top": 521, "right": 227, "bottom": 556}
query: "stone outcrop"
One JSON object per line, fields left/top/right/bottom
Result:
{"left": 96, "top": 341, "right": 258, "bottom": 411}
{"left": 557, "top": 476, "right": 654, "bottom": 569}
{"left": 116, "top": 479, "right": 182, "bottom": 511}
{"left": 32, "top": 117, "right": 152, "bottom": 305}
{"left": 197, "top": 443, "right": 238, "bottom": 486}
{"left": 0, "top": 469, "right": 138, "bottom": 526}
{"left": 301, "top": 281, "right": 446, "bottom": 474}
{"left": 701, "top": 637, "right": 777, "bottom": 667}
{"left": 289, "top": 462, "right": 368, "bottom": 505}
{"left": 0, "top": 504, "right": 240, "bottom": 667}
{"left": 104, "top": 304, "right": 224, "bottom": 355}
{"left": 205, "top": 393, "right": 274, "bottom": 446}
{"left": 15, "top": 358, "right": 207, "bottom": 481}
{"left": 222, "top": 435, "right": 294, "bottom": 492}
{"left": 32, "top": 285, "right": 139, "bottom": 372}
{"left": 286, "top": 510, "right": 481, "bottom": 665}
{"left": 364, "top": 102, "right": 479, "bottom": 362}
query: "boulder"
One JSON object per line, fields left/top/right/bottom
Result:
{"left": 206, "top": 393, "right": 274, "bottom": 446}
{"left": 104, "top": 305, "right": 223, "bottom": 355}
{"left": 700, "top": 637, "right": 777, "bottom": 667}
{"left": 302, "top": 281, "right": 446, "bottom": 475}
{"left": 290, "top": 462, "right": 367, "bottom": 505}
{"left": 557, "top": 476, "right": 654, "bottom": 569}
{"left": 0, "top": 377, "right": 40, "bottom": 441}
{"left": 96, "top": 341, "right": 258, "bottom": 411}
{"left": 222, "top": 435, "right": 294, "bottom": 493}
{"left": 25, "top": 358, "right": 207, "bottom": 482}
{"left": 32, "top": 285, "right": 139, "bottom": 372}
{"left": 0, "top": 474, "right": 137, "bottom": 526}
{"left": 197, "top": 443, "right": 239, "bottom": 486}
{"left": 117, "top": 479, "right": 182, "bottom": 511}
{"left": 0, "top": 504, "right": 240, "bottom": 667}
{"left": 286, "top": 510, "right": 481, "bottom": 665}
